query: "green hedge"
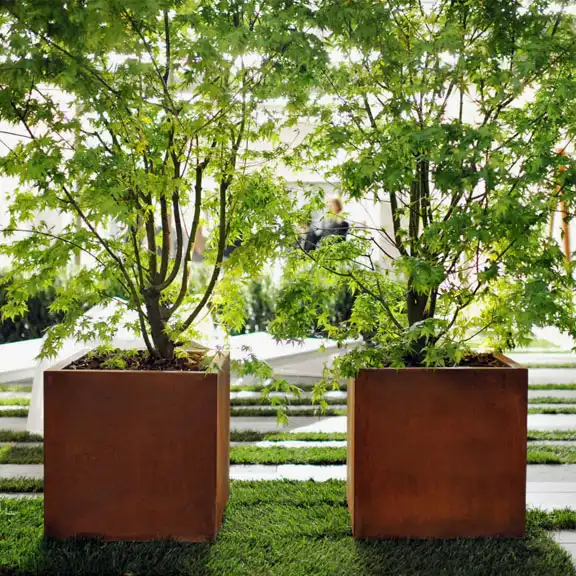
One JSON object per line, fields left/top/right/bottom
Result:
{"left": 0, "top": 280, "right": 63, "bottom": 344}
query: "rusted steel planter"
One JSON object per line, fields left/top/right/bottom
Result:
{"left": 44, "top": 353, "right": 229, "bottom": 542}
{"left": 348, "top": 354, "right": 527, "bottom": 539}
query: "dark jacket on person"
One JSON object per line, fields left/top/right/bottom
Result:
{"left": 319, "top": 219, "right": 349, "bottom": 241}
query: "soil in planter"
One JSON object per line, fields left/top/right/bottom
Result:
{"left": 65, "top": 349, "right": 207, "bottom": 372}
{"left": 394, "top": 353, "right": 508, "bottom": 368}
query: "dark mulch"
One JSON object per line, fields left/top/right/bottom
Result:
{"left": 393, "top": 353, "right": 508, "bottom": 368}
{"left": 456, "top": 353, "right": 508, "bottom": 367}
{"left": 65, "top": 349, "right": 206, "bottom": 372}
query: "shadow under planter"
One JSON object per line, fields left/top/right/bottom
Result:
{"left": 44, "top": 353, "right": 230, "bottom": 542}
{"left": 348, "top": 354, "right": 527, "bottom": 539}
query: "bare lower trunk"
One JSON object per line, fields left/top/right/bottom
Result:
{"left": 145, "top": 292, "right": 174, "bottom": 360}
{"left": 406, "top": 285, "right": 437, "bottom": 362}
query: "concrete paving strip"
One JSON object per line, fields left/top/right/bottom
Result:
{"left": 0, "top": 464, "right": 42, "bottom": 478}
{"left": 230, "top": 391, "right": 347, "bottom": 400}
{"left": 530, "top": 369, "right": 576, "bottom": 385}
{"left": 232, "top": 404, "right": 346, "bottom": 412}
{"left": 0, "top": 493, "right": 41, "bottom": 499}
{"left": 0, "top": 392, "right": 31, "bottom": 400}
{"left": 527, "top": 465, "right": 576, "bottom": 482}
{"left": 0, "top": 439, "right": 571, "bottom": 449}
{"left": 0, "top": 418, "right": 27, "bottom": 431}
{"left": 0, "top": 442, "right": 42, "bottom": 447}
{"left": 5, "top": 463, "right": 576, "bottom": 491}
{"left": 530, "top": 390, "right": 576, "bottom": 399}
{"left": 230, "top": 440, "right": 346, "bottom": 448}
{"left": 552, "top": 532, "right": 576, "bottom": 564}
{"left": 530, "top": 404, "right": 576, "bottom": 409}
{"left": 530, "top": 441, "right": 576, "bottom": 446}
{"left": 230, "top": 416, "right": 337, "bottom": 433}
{"left": 528, "top": 415, "right": 576, "bottom": 431}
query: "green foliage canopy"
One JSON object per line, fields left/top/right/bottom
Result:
{"left": 0, "top": 0, "right": 325, "bottom": 359}
{"left": 272, "top": 0, "right": 576, "bottom": 369}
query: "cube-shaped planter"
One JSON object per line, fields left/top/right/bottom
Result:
{"left": 348, "top": 354, "right": 527, "bottom": 539}
{"left": 44, "top": 353, "right": 230, "bottom": 542}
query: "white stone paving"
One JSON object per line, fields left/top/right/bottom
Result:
{"left": 530, "top": 404, "right": 576, "bottom": 409}
{"left": 530, "top": 369, "right": 576, "bottom": 385}
{"left": 231, "top": 440, "right": 345, "bottom": 448}
{"left": 230, "top": 416, "right": 337, "bottom": 433}
{"left": 552, "top": 532, "right": 576, "bottom": 562}
{"left": 0, "top": 392, "right": 31, "bottom": 400}
{"left": 0, "top": 418, "right": 27, "bottom": 431}
{"left": 529, "top": 390, "right": 576, "bottom": 399}
{"left": 230, "top": 390, "right": 347, "bottom": 400}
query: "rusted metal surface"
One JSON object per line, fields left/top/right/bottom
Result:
{"left": 44, "top": 356, "right": 230, "bottom": 542}
{"left": 348, "top": 356, "right": 528, "bottom": 539}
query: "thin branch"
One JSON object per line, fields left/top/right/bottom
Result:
{"left": 163, "top": 10, "right": 171, "bottom": 84}
{"left": 0, "top": 227, "right": 106, "bottom": 267}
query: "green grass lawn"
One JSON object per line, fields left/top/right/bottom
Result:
{"left": 529, "top": 407, "right": 576, "bottom": 414}
{"left": 1, "top": 482, "right": 575, "bottom": 576}
{"left": 0, "top": 385, "right": 32, "bottom": 393}
{"left": 0, "top": 477, "right": 43, "bottom": 493}
{"left": 528, "top": 431, "right": 576, "bottom": 441}
{"left": 0, "top": 398, "right": 30, "bottom": 407}
{"left": 4, "top": 429, "right": 574, "bottom": 446}
{"left": 529, "top": 397, "right": 576, "bottom": 405}
{"left": 7, "top": 444, "right": 576, "bottom": 466}
{"left": 0, "top": 408, "right": 28, "bottom": 418}
{"left": 231, "top": 430, "right": 348, "bottom": 442}
{"left": 530, "top": 384, "right": 576, "bottom": 390}
{"left": 4, "top": 429, "right": 576, "bottom": 445}
{"left": 0, "top": 431, "right": 43, "bottom": 443}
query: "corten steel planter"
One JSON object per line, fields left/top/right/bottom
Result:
{"left": 44, "top": 352, "right": 230, "bottom": 542}
{"left": 347, "top": 354, "right": 527, "bottom": 539}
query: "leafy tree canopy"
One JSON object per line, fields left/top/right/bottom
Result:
{"left": 0, "top": 0, "right": 325, "bottom": 359}
{"left": 271, "top": 0, "right": 576, "bottom": 370}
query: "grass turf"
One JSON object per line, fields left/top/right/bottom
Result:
{"left": 528, "top": 431, "right": 576, "bottom": 441}
{"left": 8, "top": 444, "right": 576, "bottom": 465}
{"left": 0, "top": 477, "right": 43, "bottom": 493}
{"left": 0, "top": 431, "right": 43, "bottom": 443}
{"left": 0, "top": 409, "right": 28, "bottom": 418}
{"left": 0, "top": 429, "right": 573, "bottom": 445}
{"left": 0, "top": 430, "right": 347, "bottom": 444}
{"left": 529, "top": 397, "right": 576, "bottom": 405}
{"left": 529, "top": 407, "right": 576, "bottom": 414}
{"left": 230, "top": 430, "right": 347, "bottom": 442}
{"left": 0, "top": 445, "right": 43, "bottom": 464}
{"left": 0, "top": 445, "right": 348, "bottom": 466}
{"left": 0, "top": 483, "right": 574, "bottom": 576}
{"left": 0, "top": 385, "right": 32, "bottom": 393}
{"left": 530, "top": 384, "right": 576, "bottom": 390}
{"left": 0, "top": 398, "right": 30, "bottom": 407}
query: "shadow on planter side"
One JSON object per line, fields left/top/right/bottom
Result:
{"left": 44, "top": 353, "right": 230, "bottom": 542}
{"left": 348, "top": 354, "right": 527, "bottom": 539}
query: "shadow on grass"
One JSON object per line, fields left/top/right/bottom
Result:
{"left": 11, "top": 538, "right": 212, "bottom": 576}
{"left": 353, "top": 529, "right": 576, "bottom": 576}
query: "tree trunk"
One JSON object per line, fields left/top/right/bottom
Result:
{"left": 406, "top": 285, "right": 437, "bottom": 363}
{"left": 145, "top": 292, "right": 174, "bottom": 360}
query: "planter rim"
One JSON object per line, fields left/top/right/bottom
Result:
{"left": 357, "top": 353, "right": 525, "bottom": 373}
{"left": 45, "top": 348, "right": 229, "bottom": 374}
